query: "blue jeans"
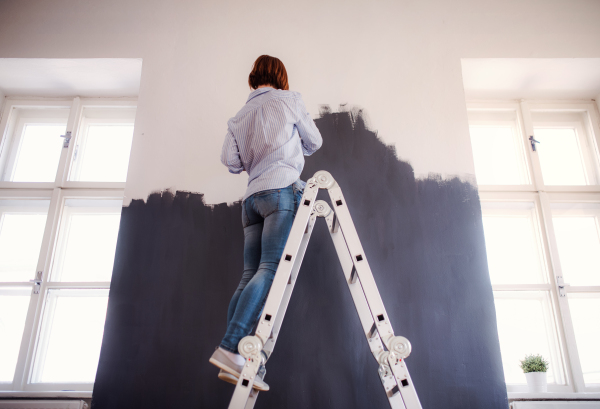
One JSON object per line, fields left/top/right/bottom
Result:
{"left": 220, "top": 180, "right": 304, "bottom": 353}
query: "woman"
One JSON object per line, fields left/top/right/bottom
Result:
{"left": 209, "top": 55, "right": 323, "bottom": 391}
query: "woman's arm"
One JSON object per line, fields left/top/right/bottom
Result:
{"left": 295, "top": 96, "right": 323, "bottom": 156}
{"left": 221, "top": 127, "right": 244, "bottom": 174}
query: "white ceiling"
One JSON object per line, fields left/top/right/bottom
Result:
{"left": 461, "top": 58, "right": 600, "bottom": 100}
{"left": 0, "top": 58, "right": 142, "bottom": 98}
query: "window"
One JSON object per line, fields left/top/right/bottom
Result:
{"left": 494, "top": 291, "right": 562, "bottom": 384}
{"left": 468, "top": 101, "right": 600, "bottom": 394}
{"left": 0, "top": 200, "right": 50, "bottom": 282}
{"left": 532, "top": 112, "right": 600, "bottom": 186}
{"left": 468, "top": 109, "right": 530, "bottom": 185}
{"left": 0, "top": 97, "right": 136, "bottom": 393}
{"left": 68, "top": 108, "right": 135, "bottom": 182}
{"left": 0, "top": 108, "right": 69, "bottom": 182}
{"left": 481, "top": 199, "right": 566, "bottom": 388}
{"left": 550, "top": 202, "right": 600, "bottom": 386}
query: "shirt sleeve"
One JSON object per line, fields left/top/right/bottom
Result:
{"left": 295, "top": 96, "right": 323, "bottom": 156}
{"left": 221, "top": 127, "right": 244, "bottom": 174}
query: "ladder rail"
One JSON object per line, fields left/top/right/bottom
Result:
{"left": 324, "top": 184, "right": 423, "bottom": 409}
{"left": 263, "top": 213, "right": 317, "bottom": 357}
{"left": 244, "top": 215, "right": 317, "bottom": 409}
{"left": 333, "top": 215, "right": 422, "bottom": 408}
{"left": 386, "top": 354, "right": 422, "bottom": 409}
{"left": 228, "top": 183, "right": 320, "bottom": 409}
{"left": 324, "top": 207, "right": 407, "bottom": 409}
{"left": 325, "top": 184, "right": 396, "bottom": 346}
{"left": 239, "top": 215, "right": 318, "bottom": 409}
{"left": 243, "top": 388, "right": 259, "bottom": 409}
{"left": 252, "top": 180, "right": 320, "bottom": 346}
{"left": 325, "top": 209, "right": 386, "bottom": 357}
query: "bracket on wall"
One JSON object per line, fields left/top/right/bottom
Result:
{"left": 60, "top": 131, "right": 72, "bottom": 148}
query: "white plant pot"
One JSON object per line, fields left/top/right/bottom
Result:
{"left": 525, "top": 371, "right": 548, "bottom": 392}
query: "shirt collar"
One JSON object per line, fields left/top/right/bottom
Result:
{"left": 247, "top": 87, "right": 274, "bottom": 103}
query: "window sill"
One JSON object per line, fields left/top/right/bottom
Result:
{"left": 0, "top": 391, "right": 92, "bottom": 399}
{"left": 509, "top": 392, "right": 600, "bottom": 400}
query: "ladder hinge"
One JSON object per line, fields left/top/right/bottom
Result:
{"left": 29, "top": 271, "right": 43, "bottom": 294}
{"left": 60, "top": 131, "right": 72, "bottom": 148}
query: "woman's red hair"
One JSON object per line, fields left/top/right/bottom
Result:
{"left": 248, "top": 55, "right": 289, "bottom": 91}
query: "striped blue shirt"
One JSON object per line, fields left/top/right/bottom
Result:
{"left": 221, "top": 87, "right": 323, "bottom": 200}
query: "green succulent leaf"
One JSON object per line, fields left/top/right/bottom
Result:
{"left": 520, "top": 354, "right": 549, "bottom": 373}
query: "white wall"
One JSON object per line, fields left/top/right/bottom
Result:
{"left": 0, "top": 88, "right": 5, "bottom": 121}
{"left": 0, "top": 0, "right": 599, "bottom": 204}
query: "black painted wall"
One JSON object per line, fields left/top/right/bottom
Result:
{"left": 92, "top": 108, "right": 507, "bottom": 408}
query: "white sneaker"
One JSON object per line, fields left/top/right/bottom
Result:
{"left": 218, "top": 369, "right": 239, "bottom": 385}
{"left": 209, "top": 348, "right": 270, "bottom": 392}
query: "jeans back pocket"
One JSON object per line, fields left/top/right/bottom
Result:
{"left": 254, "top": 189, "right": 281, "bottom": 218}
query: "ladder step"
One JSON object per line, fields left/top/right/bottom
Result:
{"left": 349, "top": 265, "right": 358, "bottom": 284}
{"left": 367, "top": 322, "right": 378, "bottom": 339}
{"left": 331, "top": 212, "right": 339, "bottom": 233}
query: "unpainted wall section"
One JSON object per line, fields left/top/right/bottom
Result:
{"left": 0, "top": 0, "right": 599, "bottom": 203}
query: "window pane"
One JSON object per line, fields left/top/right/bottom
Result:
{"left": 568, "top": 294, "right": 600, "bottom": 385}
{"left": 469, "top": 126, "right": 528, "bottom": 185}
{"left": 0, "top": 200, "right": 49, "bottom": 282}
{"left": 71, "top": 125, "right": 134, "bottom": 182}
{"left": 13, "top": 125, "right": 65, "bottom": 182}
{"left": 482, "top": 204, "right": 546, "bottom": 284}
{"left": 32, "top": 289, "right": 108, "bottom": 383}
{"left": 552, "top": 217, "right": 600, "bottom": 286}
{"left": 52, "top": 200, "right": 122, "bottom": 282}
{"left": 534, "top": 128, "right": 588, "bottom": 185}
{"left": 0, "top": 287, "right": 30, "bottom": 382}
{"left": 494, "top": 292, "right": 562, "bottom": 384}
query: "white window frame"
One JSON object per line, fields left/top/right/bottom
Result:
{"left": 492, "top": 290, "right": 565, "bottom": 385}
{"left": 0, "top": 96, "right": 136, "bottom": 398}
{"left": 2, "top": 112, "right": 70, "bottom": 182}
{"left": 532, "top": 112, "right": 600, "bottom": 186}
{"left": 469, "top": 100, "right": 600, "bottom": 400}
{"left": 68, "top": 108, "right": 136, "bottom": 182}
{"left": 0, "top": 97, "right": 135, "bottom": 191}
{"left": 467, "top": 108, "right": 532, "bottom": 186}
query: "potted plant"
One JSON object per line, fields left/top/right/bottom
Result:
{"left": 520, "top": 354, "right": 549, "bottom": 392}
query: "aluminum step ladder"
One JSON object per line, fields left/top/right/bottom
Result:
{"left": 228, "top": 170, "right": 422, "bottom": 409}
